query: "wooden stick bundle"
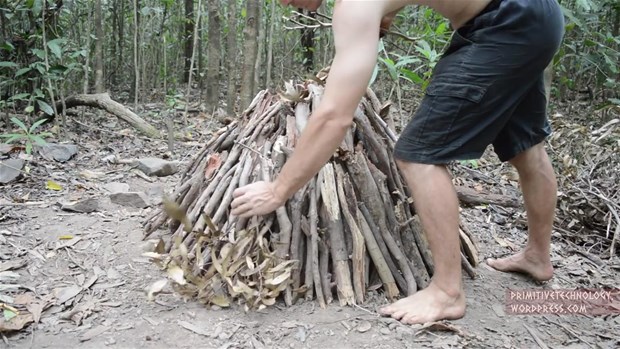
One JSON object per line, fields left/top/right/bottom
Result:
{"left": 143, "top": 78, "right": 479, "bottom": 309}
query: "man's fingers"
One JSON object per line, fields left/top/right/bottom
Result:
{"left": 231, "top": 202, "right": 253, "bottom": 217}
{"left": 233, "top": 187, "right": 246, "bottom": 198}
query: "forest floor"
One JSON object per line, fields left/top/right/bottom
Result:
{"left": 1, "top": 101, "right": 619, "bottom": 349}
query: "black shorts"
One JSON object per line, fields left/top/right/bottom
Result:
{"left": 394, "top": 0, "right": 565, "bottom": 164}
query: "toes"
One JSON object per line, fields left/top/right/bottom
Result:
{"left": 391, "top": 310, "right": 406, "bottom": 320}
{"left": 378, "top": 306, "right": 393, "bottom": 316}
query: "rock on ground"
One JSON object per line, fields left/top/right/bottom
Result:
{"left": 61, "top": 197, "right": 99, "bottom": 213}
{"left": 0, "top": 158, "right": 25, "bottom": 184}
{"left": 136, "top": 158, "right": 178, "bottom": 177}
{"left": 109, "top": 192, "right": 150, "bottom": 208}
{"left": 39, "top": 143, "right": 79, "bottom": 162}
{"left": 103, "top": 182, "right": 130, "bottom": 194}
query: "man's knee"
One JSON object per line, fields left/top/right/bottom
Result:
{"left": 508, "top": 142, "right": 547, "bottom": 169}
{"left": 395, "top": 157, "right": 448, "bottom": 179}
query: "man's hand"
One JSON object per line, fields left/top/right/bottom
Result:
{"left": 231, "top": 181, "right": 286, "bottom": 218}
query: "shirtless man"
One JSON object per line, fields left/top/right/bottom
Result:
{"left": 231, "top": 0, "right": 565, "bottom": 324}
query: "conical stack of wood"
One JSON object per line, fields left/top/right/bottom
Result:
{"left": 143, "top": 74, "right": 478, "bottom": 310}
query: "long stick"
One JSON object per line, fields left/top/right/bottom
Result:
{"left": 309, "top": 179, "right": 326, "bottom": 308}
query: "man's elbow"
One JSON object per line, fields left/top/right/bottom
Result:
{"left": 314, "top": 105, "right": 354, "bottom": 130}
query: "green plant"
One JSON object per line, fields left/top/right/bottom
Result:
{"left": 1, "top": 117, "right": 52, "bottom": 155}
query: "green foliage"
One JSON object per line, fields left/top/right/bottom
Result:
{"left": 371, "top": 9, "right": 450, "bottom": 91}
{"left": 0, "top": 117, "right": 52, "bottom": 155}
{"left": 554, "top": 0, "right": 620, "bottom": 103}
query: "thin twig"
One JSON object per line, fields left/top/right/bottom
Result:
{"left": 283, "top": 11, "right": 419, "bottom": 42}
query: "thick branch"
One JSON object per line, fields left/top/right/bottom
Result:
{"left": 57, "top": 93, "right": 161, "bottom": 138}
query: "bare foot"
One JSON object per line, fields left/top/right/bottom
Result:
{"left": 487, "top": 249, "right": 554, "bottom": 281}
{"left": 378, "top": 283, "right": 466, "bottom": 325}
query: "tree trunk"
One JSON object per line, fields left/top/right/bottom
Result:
{"left": 239, "top": 0, "right": 259, "bottom": 110}
{"left": 265, "top": 0, "right": 277, "bottom": 88}
{"left": 206, "top": 0, "right": 221, "bottom": 110}
{"left": 226, "top": 0, "right": 238, "bottom": 116}
{"left": 253, "top": 2, "right": 264, "bottom": 96}
{"left": 94, "top": 0, "right": 104, "bottom": 93}
{"left": 133, "top": 0, "right": 140, "bottom": 110}
{"left": 117, "top": 0, "right": 125, "bottom": 84}
{"left": 301, "top": 10, "right": 315, "bottom": 72}
{"left": 184, "top": 0, "right": 194, "bottom": 83}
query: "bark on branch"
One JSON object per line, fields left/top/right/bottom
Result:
{"left": 56, "top": 93, "right": 161, "bottom": 138}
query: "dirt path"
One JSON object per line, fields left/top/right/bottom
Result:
{"left": 1, "top": 117, "right": 619, "bottom": 349}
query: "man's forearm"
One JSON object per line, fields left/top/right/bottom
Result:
{"left": 273, "top": 110, "right": 351, "bottom": 200}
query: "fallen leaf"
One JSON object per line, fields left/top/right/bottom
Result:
{"left": 26, "top": 302, "right": 44, "bottom": 323}
{"left": 12, "top": 293, "right": 34, "bottom": 305}
{"left": 55, "top": 285, "right": 82, "bottom": 304}
{"left": 0, "top": 295, "right": 14, "bottom": 303}
{"left": 356, "top": 321, "right": 372, "bottom": 333}
{"left": 147, "top": 279, "right": 168, "bottom": 301}
{"left": 83, "top": 274, "right": 99, "bottom": 290}
{"left": 491, "top": 231, "right": 518, "bottom": 250}
{"left": 55, "top": 237, "right": 82, "bottom": 250}
{"left": 178, "top": 320, "right": 211, "bottom": 337}
{"left": 142, "top": 252, "right": 165, "bottom": 260}
{"left": 46, "top": 180, "right": 63, "bottom": 191}
{"left": 0, "top": 313, "right": 33, "bottom": 331}
{"left": 0, "top": 271, "right": 20, "bottom": 282}
{"left": 79, "top": 325, "right": 109, "bottom": 342}
{"left": 0, "top": 259, "right": 27, "bottom": 272}
{"left": 78, "top": 169, "right": 105, "bottom": 180}
{"left": 210, "top": 295, "right": 230, "bottom": 308}
{"left": 3, "top": 309, "right": 17, "bottom": 321}
{"left": 414, "top": 322, "right": 465, "bottom": 336}
{"left": 59, "top": 235, "right": 74, "bottom": 240}
{"left": 167, "top": 265, "right": 186, "bottom": 285}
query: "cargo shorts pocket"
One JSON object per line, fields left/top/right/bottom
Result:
{"left": 409, "top": 81, "right": 488, "bottom": 146}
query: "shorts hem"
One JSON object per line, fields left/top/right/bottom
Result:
{"left": 393, "top": 147, "right": 484, "bottom": 165}
{"left": 496, "top": 135, "right": 549, "bottom": 162}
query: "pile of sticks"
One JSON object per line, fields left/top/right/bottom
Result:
{"left": 144, "top": 77, "right": 478, "bottom": 308}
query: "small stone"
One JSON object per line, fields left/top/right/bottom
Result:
{"left": 103, "top": 182, "right": 130, "bottom": 194}
{"left": 61, "top": 197, "right": 99, "bottom": 213}
{"left": 0, "top": 159, "right": 25, "bottom": 184}
{"left": 380, "top": 328, "right": 391, "bottom": 335}
{"left": 388, "top": 322, "right": 399, "bottom": 331}
{"left": 0, "top": 143, "right": 12, "bottom": 155}
{"left": 136, "top": 158, "right": 178, "bottom": 177}
{"left": 38, "top": 143, "right": 78, "bottom": 162}
{"left": 105, "top": 337, "right": 116, "bottom": 346}
{"left": 109, "top": 192, "right": 150, "bottom": 208}
{"left": 211, "top": 305, "right": 221, "bottom": 311}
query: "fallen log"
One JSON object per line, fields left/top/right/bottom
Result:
{"left": 55, "top": 93, "right": 161, "bottom": 138}
{"left": 456, "top": 186, "right": 521, "bottom": 208}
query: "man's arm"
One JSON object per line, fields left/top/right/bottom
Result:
{"left": 231, "top": 1, "right": 395, "bottom": 217}
{"left": 273, "top": 3, "right": 382, "bottom": 199}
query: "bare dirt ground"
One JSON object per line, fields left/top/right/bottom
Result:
{"left": 1, "top": 109, "right": 619, "bottom": 349}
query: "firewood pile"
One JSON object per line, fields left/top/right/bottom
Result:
{"left": 143, "top": 75, "right": 479, "bottom": 310}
